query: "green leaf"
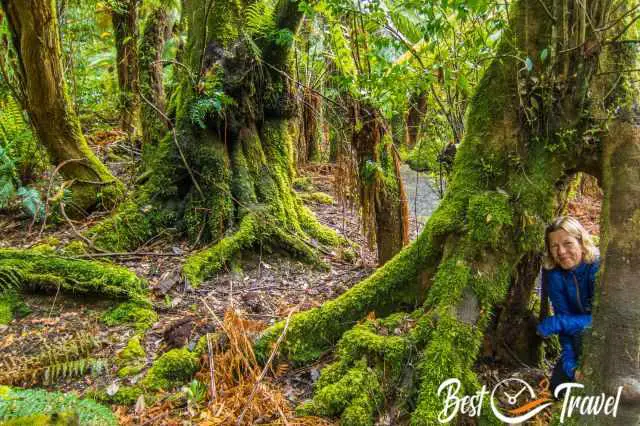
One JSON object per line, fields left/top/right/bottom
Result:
{"left": 540, "top": 48, "right": 549, "bottom": 62}
{"left": 525, "top": 57, "right": 533, "bottom": 72}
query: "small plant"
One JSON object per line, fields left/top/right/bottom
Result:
{"left": 183, "top": 379, "right": 207, "bottom": 405}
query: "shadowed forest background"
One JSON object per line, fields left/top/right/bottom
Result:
{"left": 0, "top": 0, "right": 639, "bottom": 424}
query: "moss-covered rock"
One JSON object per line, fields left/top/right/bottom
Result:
{"left": 103, "top": 302, "right": 157, "bottom": 331}
{"left": 141, "top": 348, "right": 199, "bottom": 391}
{"left": 116, "top": 335, "right": 147, "bottom": 378}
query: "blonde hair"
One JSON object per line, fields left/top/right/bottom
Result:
{"left": 543, "top": 216, "right": 598, "bottom": 270}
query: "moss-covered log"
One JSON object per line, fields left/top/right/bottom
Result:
{"left": 89, "top": 0, "right": 345, "bottom": 283}
{"left": 256, "top": 0, "right": 621, "bottom": 423}
{"left": 0, "top": 0, "right": 124, "bottom": 213}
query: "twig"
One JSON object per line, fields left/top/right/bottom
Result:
{"left": 59, "top": 199, "right": 105, "bottom": 253}
{"left": 236, "top": 308, "right": 296, "bottom": 426}
{"left": 206, "top": 333, "right": 217, "bottom": 404}
{"left": 535, "top": 0, "right": 557, "bottom": 22}
{"left": 70, "top": 251, "right": 182, "bottom": 259}
{"left": 39, "top": 158, "right": 86, "bottom": 237}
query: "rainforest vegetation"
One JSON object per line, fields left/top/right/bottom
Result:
{"left": 0, "top": 0, "right": 639, "bottom": 424}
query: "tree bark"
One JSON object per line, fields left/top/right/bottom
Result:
{"left": 351, "top": 103, "right": 409, "bottom": 265}
{"left": 112, "top": 0, "right": 141, "bottom": 138}
{"left": 138, "top": 6, "right": 170, "bottom": 148}
{"left": 0, "top": 0, "right": 123, "bottom": 213}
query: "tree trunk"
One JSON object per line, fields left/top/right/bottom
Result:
{"left": 352, "top": 103, "right": 409, "bottom": 264}
{"left": 404, "top": 91, "right": 427, "bottom": 149}
{"left": 138, "top": 6, "right": 170, "bottom": 149}
{"left": 581, "top": 36, "right": 640, "bottom": 423}
{"left": 256, "top": 0, "right": 616, "bottom": 423}
{"left": 112, "top": 0, "right": 141, "bottom": 139}
{"left": 89, "top": 0, "right": 344, "bottom": 285}
{"left": 1, "top": 0, "right": 123, "bottom": 213}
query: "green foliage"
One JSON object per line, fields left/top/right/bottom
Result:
{"left": 0, "top": 386, "right": 117, "bottom": 426}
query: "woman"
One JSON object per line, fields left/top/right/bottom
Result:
{"left": 537, "top": 216, "right": 599, "bottom": 396}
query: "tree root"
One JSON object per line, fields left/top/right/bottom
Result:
{"left": 182, "top": 209, "right": 343, "bottom": 287}
{"left": 0, "top": 248, "right": 150, "bottom": 305}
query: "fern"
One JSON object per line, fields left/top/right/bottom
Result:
{"left": 16, "top": 186, "right": 44, "bottom": 221}
{"left": 0, "top": 267, "right": 22, "bottom": 295}
{"left": 244, "top": 0, "right": 277, "bottom": 38}
{"left": 0, "top": 387, "right": 117, "bottom": 426}
{"left": 0, "top": 333, "right": 99, "bottom": 386}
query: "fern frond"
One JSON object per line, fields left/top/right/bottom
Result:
{"left": 244, "top": 0, "right": 277, "bottom": 38}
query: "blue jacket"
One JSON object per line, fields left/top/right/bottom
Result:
{"left": 537, "top": 259, "right": 599, "bottom": 378}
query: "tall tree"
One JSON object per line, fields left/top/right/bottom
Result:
{"left": 89, "top": 0, "right": 344, "bottom": 284}
{"left": 0, "top": 0, "right": 123, "bottom": 213}
{"left": 138, "top": 4, "right": 171, "bottom": 148}
{"left": 256, "top": 0, "right": 639, "bottom": 424}
{"left": 112, "top": 0, "right": 141, "bottom": 138}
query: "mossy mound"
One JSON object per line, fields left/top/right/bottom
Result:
{"left": 0, "top": 387, "right": 117, "bottom": 426}
{"left": 116, "top": 335, "right": 147, "bottom": 378}
{"left": 141, "top": 348, "right": 199, "bottom": 391}
{"left": 102, "top": 302, "right": 157, "bottom": 331}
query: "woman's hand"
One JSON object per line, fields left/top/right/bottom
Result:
{"left": 574, "top": 369, "right": 584, "bottom": 381}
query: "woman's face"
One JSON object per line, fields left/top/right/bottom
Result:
{"left": 548, "top": 229, "right": 583, "bottom": 270}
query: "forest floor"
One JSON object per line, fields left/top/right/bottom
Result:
{"left": 0, "top": 135, "right": 603, "bottom": 425}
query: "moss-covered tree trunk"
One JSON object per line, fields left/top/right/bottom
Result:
{"left": 0, "top": 0, "right": 123, "bottom": 213}
{"left": 138, "top": 6, "right": 170, "bottom": 148}
{"left": 112, "top": 0, "right": 141, "bottom": 139}
{"left": 90, "top": 0, "right": 343, "bottom": 284}
{"left": 352, "top": 103, "right": 409, "bottom": 265}
{"left": 581, "top": 38, "right": 640, "bottom": 424}
{"left": 256, "top": 0, "right": 620, "bottom": 423}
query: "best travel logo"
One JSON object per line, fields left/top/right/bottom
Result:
{"left": 437, "top": 377, "right": 623, "bottom": 424}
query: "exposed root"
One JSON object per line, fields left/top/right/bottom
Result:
{"left": 182, "top": 209, "right": 341, "bottom": 287}
{"left": 0, "top": 248, "right": 149, "bottom": 304}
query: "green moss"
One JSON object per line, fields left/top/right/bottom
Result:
{"left": 183, "top": 212, "right": 260, "bottom": 287}
{"left": 88, "top": 198, "right": 178, "bottom": 253}
{"left": 467, "top": 191, "right": 513, "bottom": 247}
{"left": 102, "top": 302, "right": 157, "bottom": 331}
{"left": 301, "top": 359, "right": 382, "bottom": 425}
{"left": 0, "top": 387, "right": 117, "bottom": 426}
{"left": 118, "top": 336, "right": 146, "bottom": 362}
{"left": 61, "top": 241, "right": 89, "bottom": 256}
{"left": 116, "top": 335, "right": 146, "bottom": 377}
{"left": 2, "top": 412, "right": 79, "bottom": 425}
{"left": 88, "top": 385, "right": 144, "bottom": 406}
{"left": 299, "top": 191, "right": 334, "bottom": 205}
{"left": 141, "top": 348, "right": 199, "bottom": 391}
{"left": 293, "top": 176, "right": 314, "bottom": 191}
{"left": 0, "top": 249, "right": 149, "bottom": 305}
{"left": 0, "top": 291, "right": 30, "bottom": 325}
{"left": 410, "top": 312, "right": 483, "bottom": 425}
